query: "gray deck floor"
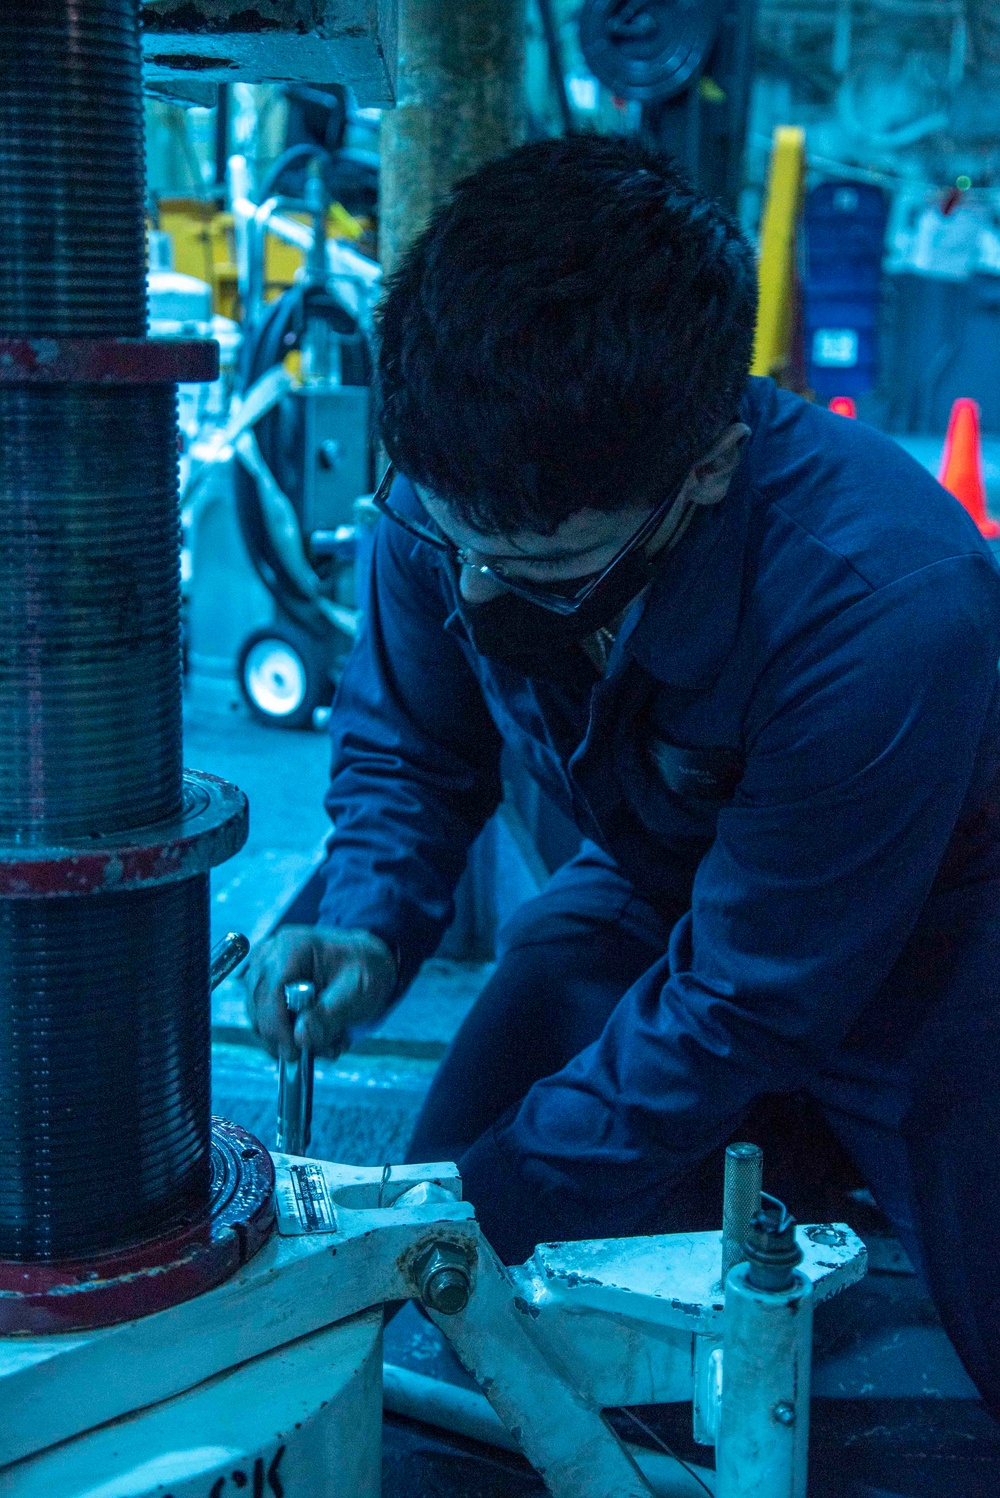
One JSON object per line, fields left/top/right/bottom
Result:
{"left": 185, "top": 701, "right": 332, "bottom": 950}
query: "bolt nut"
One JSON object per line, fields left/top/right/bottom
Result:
{"left": 424, "top": 1264, "right": 470, "bottom": 1315}
{"left": 771, "top": 1401, "right": 796, "bottom": 1427}
{"left": 413, "top": 1242, "right": 472, "bottom": 1316}
{"left": 744, "top": 1206, "right": 803, "bottom": 1292}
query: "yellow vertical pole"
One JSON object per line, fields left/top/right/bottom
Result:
{"left": 751, "top": 126, "right": 806, "bottom": 380}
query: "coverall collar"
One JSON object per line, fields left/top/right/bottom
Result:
{"left": 614, "top": 381, "right": 763, "bottom": 692}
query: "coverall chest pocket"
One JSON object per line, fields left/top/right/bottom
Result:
{"left": 647, "top": 737, "right": 744, "bottom": 805}
{"left": 615, "top": 694, "right": 745, "bottom": 844}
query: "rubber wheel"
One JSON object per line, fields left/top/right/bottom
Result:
{"left": 238, "top": 624, "right": 331, "bottom": 730}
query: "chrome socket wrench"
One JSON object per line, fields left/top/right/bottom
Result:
{"left": 276, "top": 981, "right": 317, "bottom": 1156}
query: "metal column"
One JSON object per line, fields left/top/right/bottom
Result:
{"left": 0, "top": 0, "right": 268, "bottom": 1331}
{"left": 378, "top": 0, "right": 526, "bottom": 276}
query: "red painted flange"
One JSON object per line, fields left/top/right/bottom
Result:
{"left": 0, "top": 1120, "right": 276, "bottom": 1333}
{"left": 0, "top": 336, "right": 219, "bottom": 384}
{"left": 0, "top": 770, "right": 248, "bottom": 897}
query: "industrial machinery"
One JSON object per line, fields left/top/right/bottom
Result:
{"left": 578, "top": 0, "right": 756, "bottom": 214}
{"left": 0, "top": 0, "right": 251, "bottom": 1333}
{"left": 182, "top": 157, "right": 379, "bottom": 727}
{"left": 0, "top": 1145, "right": 866, "bottom": 1497}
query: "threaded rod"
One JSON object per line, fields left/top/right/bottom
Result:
{"left": 0, "top": 384, "right": 182, "bottom": 840}
{"left": 0, "top": 0, "right": 147, "bottom": 337}
{"left": 0, "top": 878, "right": 211, "bottom": 1261}
{"left": 0, "top": 0, "right": 211, "bottom": 1264}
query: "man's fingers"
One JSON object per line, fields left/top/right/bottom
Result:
{"left": 294, "top": 963, "right": 365, "bottom": 1056}
{"left": 245, "top": 936, "right": 312, "bottom": 1059}
{"left": 251, "top": 982, "right": 296, "bottom": 1059}
{"left": 242, "top": 927, "right": 392, "bottom": 1061}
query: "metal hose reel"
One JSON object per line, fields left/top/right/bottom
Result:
{"left": 579, "top": 0, "right": 727, "bottom": 102}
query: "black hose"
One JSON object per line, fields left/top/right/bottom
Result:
{"left": 257, "top": 141, "right": 330, "bottom": 204}
{"left": 233, "top": 115, "right": 376, "bottom": 640}
{"left": 234, "top": 278, "right": 372, "bottom": 635}
{"left": 238, "top": 280, "right": 303, "bottom": 394}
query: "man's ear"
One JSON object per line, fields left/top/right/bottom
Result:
{"left": 686, "top": 422, "right": 751, "bottom": 507}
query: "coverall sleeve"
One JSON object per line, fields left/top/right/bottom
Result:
{"left": 318, "top": 515, "right": 503, "bottom": 989}
{"left": 462, "top": 553, "right": 1000, "bottom": 1248}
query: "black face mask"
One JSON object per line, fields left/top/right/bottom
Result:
{"left": 455, "top": 529, "right": 679, "bottom": 682}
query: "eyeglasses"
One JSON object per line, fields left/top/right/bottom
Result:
{"left": 371, "top": 463, "right": 690, "bottom": 616}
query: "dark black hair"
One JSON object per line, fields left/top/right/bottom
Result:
{"left": 376, "top": 132, "right": 758, "bottom": 536}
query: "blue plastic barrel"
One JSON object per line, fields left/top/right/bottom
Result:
{"left": 802, "top": 182, "right": 889, "bottom": 399}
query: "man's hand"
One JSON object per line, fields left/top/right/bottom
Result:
{"left": 244, "top": 925, "right": 397, "bottom": 1061}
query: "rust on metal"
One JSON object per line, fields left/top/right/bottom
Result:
{"left": 141, "top": 1, "right": 286, "bottom": 33}
{"left": 0, "top": 1120, "right": 276, "bottom": 1334}
{"left": 0, "top": 770, "right": 248, "bottom": 896}
{"left": 0, "top": 337, "right": 219, "bottom": 384}
{"left": 147, "top": 50, "right": 238, "bottom": 67}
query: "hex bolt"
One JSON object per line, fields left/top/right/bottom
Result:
{"left": 414, "top": 1242, "right": 472, "bottom": 1315}
{"left": 771, "top": 1400, "right": 796, "bottom": 1426}
{"left": 425, "top": 1265, "right": 470, "bottom": 1315}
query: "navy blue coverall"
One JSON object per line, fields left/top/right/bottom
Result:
{"left": 319, "top": 377, "right": 1000, "bottom": 1407}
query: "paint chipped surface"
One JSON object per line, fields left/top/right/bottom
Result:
{"left": 526, "top": 1224, "right": 866, "bottom": 1334}
{"left": 139, "top": 0, "right": 397, "bottom": 100}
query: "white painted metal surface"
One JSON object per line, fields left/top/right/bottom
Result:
{"left": 522, "top": 1223, "right": 864, "bottom": 1337}
{"left": 0, "top": 1310, "right": 383, "bottom": 1497}
{"left": 426, "top": 1221, "right": 864, "bottom": 1498}
{"left": 141, "top": 0, "right": 398, "bottom": 103}
{"left": 431, "top": 1234, "right": 658, "bottom": 1498}
{"left": 693, "top": 1336, "right": 724, "bottom": 1447}
{"left": 716, "top": 1266, "right": 814, "bottom": 1498}
{"left": 0, "top": 1147, "right": 867, "bottom": 1498}
{"left": 0, "top": 1159, "right": 472, "bottom": 1471}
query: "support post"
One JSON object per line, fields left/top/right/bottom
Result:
{"left": 378, "top": 0, "right": 526, "bottom": 276}
{"left": 718, "top": 1204, "right": 814, "bottom": 1498}
{"left": 717, "top": 1246, "right": 813, "bottom": 1497}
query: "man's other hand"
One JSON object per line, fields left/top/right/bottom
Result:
{"left": 244, "top": 925, "right": 397, "bottom": 1061}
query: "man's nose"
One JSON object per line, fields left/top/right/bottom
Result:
{"left": 459, "top": 563, "right": 507, "bottom": 604}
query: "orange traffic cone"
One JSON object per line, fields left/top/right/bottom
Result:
{"left": 829, "top": 396, "right": 856, "bottom": 418}
{"left": 938, "top": 398, "right": 999, "bottom": 538}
